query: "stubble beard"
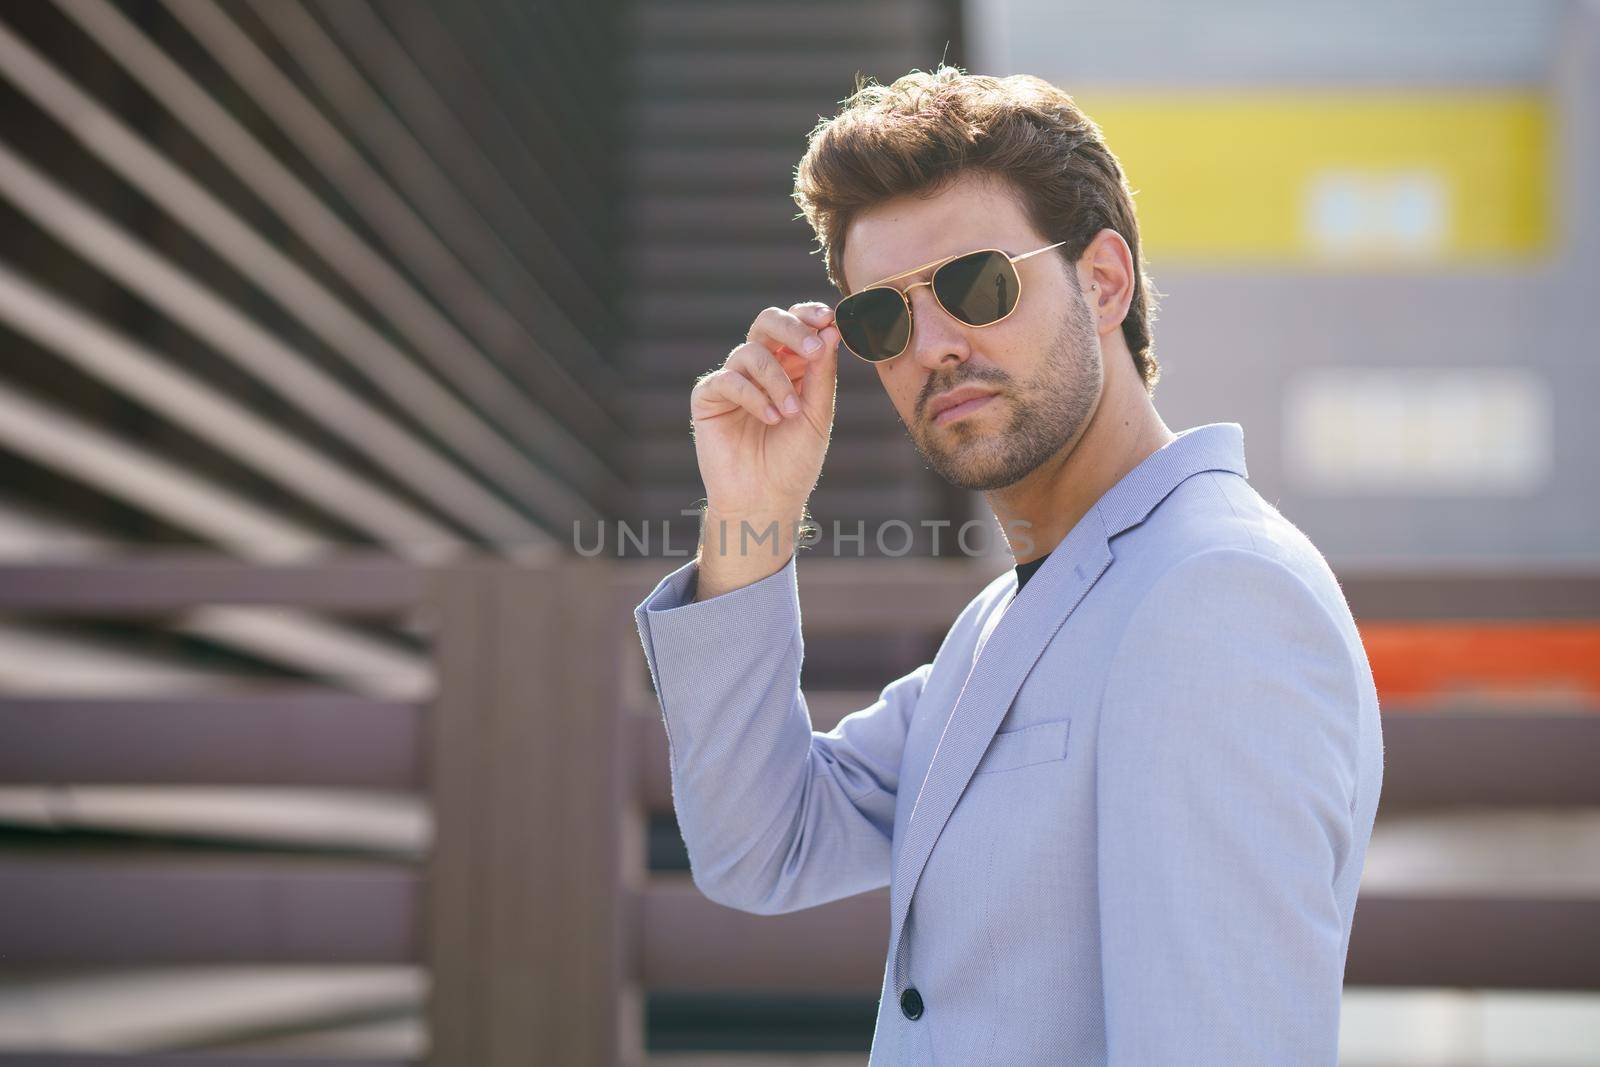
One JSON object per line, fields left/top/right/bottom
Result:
{"left": 912, "top": 287, "right": 1103, "bottom": 492}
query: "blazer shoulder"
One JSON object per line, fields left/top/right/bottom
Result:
{"left": 1203, "top": 473, "right": 1362, "bottom": 633}
{"left": 1128, "top": 471, "right": 1353, "bottom": 629}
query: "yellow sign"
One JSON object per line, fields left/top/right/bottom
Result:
{"left": 1072, "top": 91, "right": 1550, "bottom": 265}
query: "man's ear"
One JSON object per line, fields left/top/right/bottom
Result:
{"left": 1080, "top": 229, "right": 1134, "bottom": 334}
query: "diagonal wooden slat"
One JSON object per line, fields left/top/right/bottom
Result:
{"left": 0, "top": 137, "right": 551, "bottom": 554}
{"left": 0, "top": 9, "right": 618, "bottom": 520}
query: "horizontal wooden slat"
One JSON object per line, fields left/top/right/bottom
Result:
{"left": 1341, "top": 572, "right": 1600, "bottom": 620}
{"left": 0, "top": 554, "right": 431, "bottom": 613}
{"left": 625, "top": 99, "right": 859, "bottom": 142}
{"left": 624, "top": 194, "right": 814, "bottom": 240}
{"left": 0, "top": 1057, "right": 413, "bottom": 1067}
{"left": 0, "top": 692, "right": 420, "bottom": 788}
{"left": 625, "top": 375, "right": 898, "bottom": 422}
{"left": 0, "top": 852, "right": 417, "bottom": 964}
{"left": 623, "top": 148, "right": 798, "bottom": 194}
{"left": 1376, "top": 710, "right": 1600, "bottom": 811}
{"left": 622, "top": 243, "right": 822, "bottom": 289}
{"left": 1345, "top": 895, "right": 1600, "bottom": 988}
{"left": 628, "top": 51, "right": 931, "bottom": 95}
{"left": 626, "top": 2, "right": 922, "bottom": 43}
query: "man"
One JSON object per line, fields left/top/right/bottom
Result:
{"left": 632, "top": 65, "right": 1383, "bottom": 1065}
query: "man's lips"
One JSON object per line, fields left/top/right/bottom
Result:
{"left": 931, "top": 392, "right": 998, "bottom": 425}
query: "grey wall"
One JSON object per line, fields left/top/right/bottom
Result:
{"left": 965, "top": 0, "right": 1600, "bottom": 570}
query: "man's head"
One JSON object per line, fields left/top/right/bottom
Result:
{"left": 793, "top": 66, "right": 1161, "bottom": 492}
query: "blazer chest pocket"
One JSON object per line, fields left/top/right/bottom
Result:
{"left": 973, "top": 718, "right": 1071, "bottom": 775}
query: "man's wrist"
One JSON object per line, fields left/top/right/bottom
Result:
{"left": 694, "top": 504, "right": 803, "bottom": 601}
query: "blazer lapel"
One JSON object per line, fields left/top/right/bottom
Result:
{"left": 887, "top": 518, "right": 1111, "bottom": 990}
{"left": 884, "top": 422, "right": 1250, "bottom": 993}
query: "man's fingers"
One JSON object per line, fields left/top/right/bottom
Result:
{"left": 749, "top": 304, "right": 830, "bottom": 361}
{"left": 797, "top": 302, "right": 835, "bottom": 328}
{"left": 695, "top": 366, "right": 782, "bottom": 425}
{"left": 797, "top": 319, "right": 840, "bottom": 423}
{"left": 727, "top": 342, "right": 803, "bottom": 418}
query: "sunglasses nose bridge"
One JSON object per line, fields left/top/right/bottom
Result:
{"left": 904, "top": 278, "right": 939, "bottom": 316}
{"left": 903, "top": 280, "right": 936, "bottom": 312}
{"left": 906, "top": 275, "right": 965, "bottom": 332}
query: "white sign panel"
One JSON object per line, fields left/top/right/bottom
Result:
{"left": 1304, "top": 169, "right": 1450, "bottom": 260}
{"left": 1284, "top": 368, "right": 1551, "bottom": 494}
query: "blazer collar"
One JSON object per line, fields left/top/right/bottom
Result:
{"left": 885, "top": 421, "right": 1250, "bottom": 992}
{"left": 1096, "top": 421, "right": 1248, "bottom": 542}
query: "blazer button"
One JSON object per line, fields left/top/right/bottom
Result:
{"left": 900, "top": 986, "right": 924, "bottom": 1021}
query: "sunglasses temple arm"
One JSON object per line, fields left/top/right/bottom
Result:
{"left": 1009, "top": 239, "right": 1070, "bottom": 263}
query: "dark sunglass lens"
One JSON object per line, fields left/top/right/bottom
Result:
{"left": 933, "top": 250, "right": 1019, "bottom": 326}
{"left": 837, "top": 288, "right": 910, "bottom": 361}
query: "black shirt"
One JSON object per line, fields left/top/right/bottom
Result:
{"left": 1014, "top": 552, "right": 1050, "bottom": 594}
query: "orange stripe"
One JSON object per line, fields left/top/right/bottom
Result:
{"left": 1358, "top": 623, "right": 1600, "bottom": 707}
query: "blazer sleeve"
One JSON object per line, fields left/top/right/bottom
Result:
{"left": 633, "top": 552, "right": 929, "bottom": 915}
{"left": 1096, "top": 547, "right": 1361, "bottom": 1066}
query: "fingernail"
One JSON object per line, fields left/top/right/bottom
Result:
{"left": 802, "top": 336, "right": 821, "bottom": 354}
{"left": 764, "top": 405, "right": 781, "bottom": 423}
{"left": 783, "top": 396, "right": 799, "bottom": 414}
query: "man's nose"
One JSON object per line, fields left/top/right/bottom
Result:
{"left": 906, "top": 283, "right": 971, "bottom": 371}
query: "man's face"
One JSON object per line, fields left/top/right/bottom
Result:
{"left": 840, "top": 171, "right": 1103, "bottom": 492}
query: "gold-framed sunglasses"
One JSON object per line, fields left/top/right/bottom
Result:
{"left": 833, "top": 240, "right": 1069, "bottom": 363}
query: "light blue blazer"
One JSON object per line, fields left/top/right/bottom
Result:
{"left": 632, "top": 422, "right": 1385, "bottom": 1065}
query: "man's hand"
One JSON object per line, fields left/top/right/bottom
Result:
{"left": 688, "top": 302, "right": 841, "bottom": 599}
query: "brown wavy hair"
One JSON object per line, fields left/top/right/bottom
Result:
{"left": 792, "top": 65, "right": 1162, "bottom": 393}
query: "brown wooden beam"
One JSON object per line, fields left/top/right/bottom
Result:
{"left": 0, "top": 852, "right": 417, "bottom": 964}
{"left": 0, "top": 1057, "right": 412, "bottom": 1067}
{"left": 0, "top": 553, "right": 432, "bottom": 613}
{"left": 1340, "top": 572, "right": 1600, "bottom": 621}
{"left": 1378, "top": 710, "right": 1600, "bottom": 812}
{"left": 1346, "top": 895, "right": 1600, "bottom": 989}
{"left": 0, "top": 692, "right": 421, "bottom": 788}
{"left": 422, "top": 559, "right": 623, "bottom": 1066}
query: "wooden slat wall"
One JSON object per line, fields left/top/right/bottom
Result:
{"left": 0, "top": 0, "right": 622, "bottom": 1050}
{"left": 614, "top": 0, "right": 972, "bottom": 556}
